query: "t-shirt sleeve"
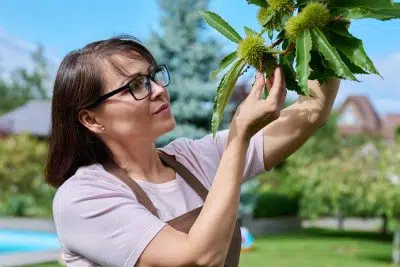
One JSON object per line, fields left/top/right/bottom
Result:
{"left": 159, "top": 128, "right": 266, "bottom": 185}
{"left": 52, "top": 176, "right": 167, "bottom": 267}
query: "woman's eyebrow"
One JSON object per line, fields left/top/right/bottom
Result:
{"left": 118, "top": 73, "right": 140, "bottom": 87}
{"left": 119, "top": 65, "right": 154, "bottom": 87}
{"left": 147, "top": 64, "right": 155, "bottom": 73}
{"left": 129, "top": 65, "right": 154, "bottom": 78}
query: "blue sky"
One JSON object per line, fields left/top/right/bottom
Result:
{"left": 0, "top": 0, "right": 400, "bottom": 115}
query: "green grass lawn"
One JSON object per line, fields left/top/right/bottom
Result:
{"left": 24, "top": 228, "right": 395, "bottom": 267}
{"left": 240, "top": 228, "right": 394, "bottom": 267}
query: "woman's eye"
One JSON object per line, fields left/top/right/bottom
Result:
{"left": 129, "top": 77, "right": 145, "bottom": 91}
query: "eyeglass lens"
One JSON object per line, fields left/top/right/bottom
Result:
{"left": 128, "top": 66, "right": 169, "bottom": 99}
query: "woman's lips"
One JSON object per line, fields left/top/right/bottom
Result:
{"left": 153, "top": 104, "right": 169, "bottom": 115}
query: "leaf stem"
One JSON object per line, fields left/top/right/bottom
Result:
{"left": 269, "top": 49, "right": 285, "bottom": 55}
{"left": 282, "top": 43, "right": 295, "bottom": 56}
{"left": 259, "top": 28, "right": 267, "bottom": 37}
{"left": 329, "top": 16, "right": 350, "bottom": 25}
{"left": 239, "top": 65, "right": 251, "bottom": 76}
{"left": 270, "top": 38, "right": 284, "bottom": 48}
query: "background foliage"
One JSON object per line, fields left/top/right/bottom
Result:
{"left": 0, "top": 134, "right": 54, "bottom": 217}
{"left": 252, "top": 112, "right": 400, "bottom": 235}
{"left": 0, "top": 45, "right": 50, "bottom": 115}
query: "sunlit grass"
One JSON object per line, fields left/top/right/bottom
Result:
{"left": 23, "top": 228, "right": 394, "bottom": 267}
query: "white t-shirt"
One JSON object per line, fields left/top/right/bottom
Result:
{"left": 52, "top": 129, "right": 266, "bottom": 267}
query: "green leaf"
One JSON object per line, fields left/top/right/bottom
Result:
{"left": 244, "top": 26, "right": 258, "bottom": 37}
{"left": 282, "top": 38, "right": 296, "bottom": 66}
{"left": 259, "top": 28, "right": 268, "bottom": 37}
{"left": 211, "top": 74, "right": 228, "bottom": 138}
{"left": 268, "top": 29, "right": 274, "bottom": 40}
{"left": 325, "top": 21, "right": 356, "bottom": 39}
{"left": 309, "top": 51, "right": 336, "bottom": 83}
{"left": 295, "top": 29, "right": 312, "bottom": 96}
{"left": 331, "top": 4, "right": 400, "bottom": 20}
{"left": 329, "top": 0, "right": 393, "bottom": 9}
{"left": 211, "top": 59, "right": 246, "bottom": 137}
{"left": 200, "top": 11, "right": 243, "bottom": 43}
{"left": 338, "top": 50, "right": 369, "bottom": 75}
{"left": 219, "top": 60, "right": 246, "bottom": 116}
{"left": 280, "top": 13, "right": 292, "bottom": 27}
{"left": 211, "top": 51, "right": 238, "bottom": 80}
{"left": 247, "top": 0, "right": 269, "bottom": 8}
{"left": 296, "top": 0, "right": 312, "bottom": 8}
{"left": 281, "top": 38, "right": 291, "bottom": 52}
{"left": 259, "top": 8, "right": 275, "bottom": 27}
{"left": 310, "top": 28, "right": 357, "bottom": 81}
{"left": 277, "top": 30, "right": 286, "bottom": 41}
{"left": 280, "top": 54, "right": 303, "bottom": 95}
{"left": 326, "top": 24, "right": 380, "bottom": 76}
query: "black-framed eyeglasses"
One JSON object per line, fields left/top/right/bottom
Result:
{"left": 84, "top": 64, "right": 170, "bottom": 109}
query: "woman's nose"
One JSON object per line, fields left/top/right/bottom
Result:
{"left": 149, "top": 80, "right": 167, "bottom": 100}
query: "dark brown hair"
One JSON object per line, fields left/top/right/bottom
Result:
{"left": 45, "top": 35, "right": 156, "bottom": 188}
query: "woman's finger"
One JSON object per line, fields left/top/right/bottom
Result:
{"left": 266, "top": 76, "right": 273, "bottom": 94}
{"left": 266, "top": 67, "right": 285, "bottom": 101}
{"left": 280, "top": 88, "right": 287, "bottom": 107}
{"left": 250, "top": 72, "right": 265, "bottom": 100}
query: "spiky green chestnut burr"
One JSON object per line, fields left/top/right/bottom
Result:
{"left": 267, "top": 0, "right": 294, "bottom": 15}
{"left": 237, "top": 35, "right": 268, "bottom": 69}
{"left": 257, "top": 8, "right": 273, "bottom": 27}
{"left": 284, "top": 16, "right": 303, "bottom": 42}
{"left": 257, "top": 7, "right": 283, "bottom": 28}
{"left": 284, "top": 2, "right": 330, "bottom": 42}
{"left": 301, "top": 2, "right": 330, "bottom": 26}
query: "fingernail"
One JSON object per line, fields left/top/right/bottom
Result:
{"left": 256, "top": 72, "right": 261, "bottom": 78}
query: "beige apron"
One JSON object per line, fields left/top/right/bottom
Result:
{"left": 104, "top": 149, "right": 241, "bottom": 267}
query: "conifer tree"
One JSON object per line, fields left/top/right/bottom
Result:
{"left": 146, "top": 0, "right": 234, "bottom": 145}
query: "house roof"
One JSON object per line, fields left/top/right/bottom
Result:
{"left": 383, "top": 114, "right": 400, "bottom": 125}
{"left": 0, "top": 100, "right": 51, "bottom": 137}
{"left": 382, "top": 114, "right": 400, "bottom": 139}
{"left": 338, "top": 95, "right": 382, "bottom": 132}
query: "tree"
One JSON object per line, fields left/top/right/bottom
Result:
{"left": 252, "top": 109, "right": 400, "bottom": 264}
{"left": 0, "top": 134, "right": 55, "bottom": 217}
{"left": 0, "top": 45, "right": 50, "bottom": 115}
{"left": 0, "top": 45, "right": 53, "bottom": 216}
{"left": 146, "top": 0, "right": 233, "bottom": 146}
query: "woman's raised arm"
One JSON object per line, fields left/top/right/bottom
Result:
{"left": 137, "top": 71, "right": 286, "bottom": 267}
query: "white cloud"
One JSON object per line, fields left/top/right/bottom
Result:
{"left": 0, "top": 27, "right": 35, "bottom": 74}
{"left": 0, "top": 26, "right": 61, "bottom": 97}
{"left": 334, "top": 52, "right": 400, "bottom": 116}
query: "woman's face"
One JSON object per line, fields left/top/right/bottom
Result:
{"left": 95, "top": 55, "right": 176, "bottom": 143}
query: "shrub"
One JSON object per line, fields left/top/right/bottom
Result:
{"left": 0, "top": 134, "right": 55, "bottom": 217}
{"left": 253, "top": 191, "right": 299, "bottom": 218}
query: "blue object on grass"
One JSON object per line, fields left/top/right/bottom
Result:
{"left": 0, "top": 229, "right": 60, "bottom": 254}
{"left": 240, "top": 226, "right": 254, "bottom": 251}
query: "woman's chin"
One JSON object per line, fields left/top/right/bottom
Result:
{"left": 157, "top": 117, "right": 176, "bottom": 136}
{"left": 165, "top": 117, "right": 176, "bottom": 132}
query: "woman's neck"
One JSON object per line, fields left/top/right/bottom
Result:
{"left": 108, "top": 139, "right": 175, "bottom": 183}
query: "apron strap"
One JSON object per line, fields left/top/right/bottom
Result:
{"left": 103, "top": 149, "right": 209, "bottom": 218}
{"left": 103, "top": 160, "right": 160, "bottom": 218}
{"left": 157, "top": 149, "right": 208, "bottom": 202}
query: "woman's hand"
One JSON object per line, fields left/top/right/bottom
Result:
{"left": 260, "top": 75, "right": 340, "bottom": 170}
{"left": 230, "top": 67, "right": 287, "bottom": 142}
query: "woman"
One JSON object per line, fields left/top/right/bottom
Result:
{"left": 46, "top": 35, "right": 339, "bottom": 267}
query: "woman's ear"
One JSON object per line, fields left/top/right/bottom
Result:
{"left": 78, "top": 109, "right": 104, "bottom": 134}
